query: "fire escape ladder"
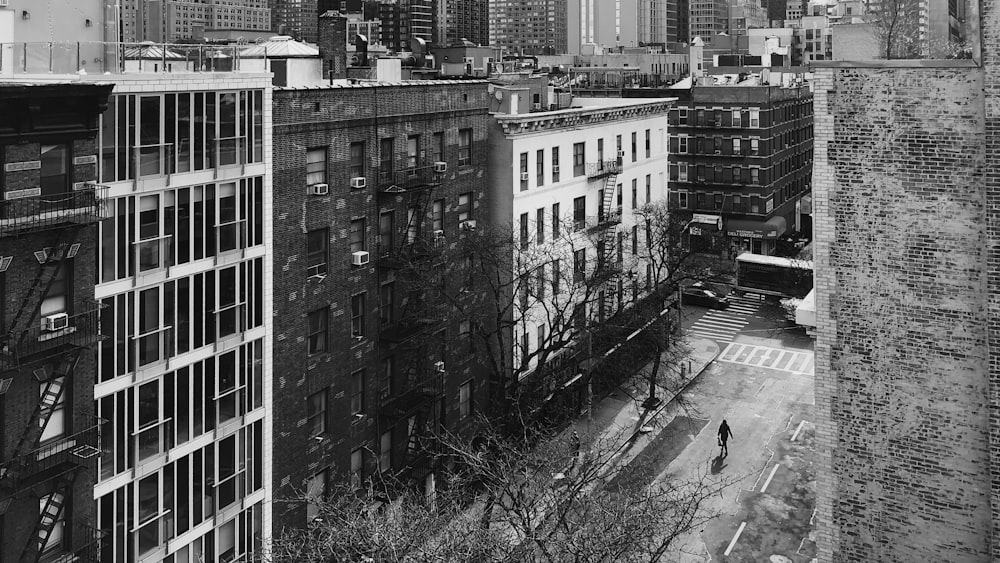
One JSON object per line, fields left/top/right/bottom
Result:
{"left": 18, "top": 473, "right": 72, "bottom": 563}
{"left": 600, "top": 175, "right": 619, "bottom": 314}
{"left": 11, "top": 361, "right": 73, "bottom": 466}
{"left": 401, "top": 189, "right": 432, "bottom": 251}
{"left": 6, "top": 226, "right": 81, "bottom": 343}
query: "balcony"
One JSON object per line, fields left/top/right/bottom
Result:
{"left": 584, "top": 210, "right": 622, "bottom": 234}
{"left": 0, "top": 416, "right": 103, "bottom": 492}
{"left": 378, "top": 315, "right": 440, "bottom": 345}
{"left": 586, "top": 159, "right": 623, "bottom": 180}
{"left": 0, "top": 184, "right": 106, "bottom": 236}
{"left": 0, "top": 305, "right": 103, "bottom": 370}
{"left": 376, "top": 164, "right": 444, "bottom": 200}
{"left": 378, "top": 374, "right": 444, "bottom": 420}
{"left": 377, "top": 237, "right": 445, "bottom": 270}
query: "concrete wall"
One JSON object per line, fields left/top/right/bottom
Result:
{"left": 812, "top": 60, "right": 990, "bottom": 562}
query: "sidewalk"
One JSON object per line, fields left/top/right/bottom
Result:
{"left": 567, "top": 336, "right": 721, "bottom": 472}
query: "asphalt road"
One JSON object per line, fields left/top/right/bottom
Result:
{"left": 659, "top": 297, "right": 817, "bottom": 562}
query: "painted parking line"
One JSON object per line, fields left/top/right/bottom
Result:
{"left": 760, "top": 463, "right": 781, "bottom": 493}
{"left": 791, "top": 420, "right": 807, "bottom": 442}
{"left": 724, "top": 521, "right": 748, "bottom": 556}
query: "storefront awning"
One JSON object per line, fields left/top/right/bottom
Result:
{"left": 725, "top": 216, "right": 787, "bottom": 239}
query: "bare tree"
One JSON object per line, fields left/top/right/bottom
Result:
{"left": 263, "top": 423, "right": 735, "bottom": 563}
{"left": 865, "top": 0, "right": 922, "bottom": 59}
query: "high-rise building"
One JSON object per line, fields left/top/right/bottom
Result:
{"left": 638, "top": 0, "right": 688, "bottom": 47}
{"left": 490, "top": 0, "right": 567, "bottom": 55}
{"left": 117, "top": 0, "right": 271, "bottom": 42}
{"left": 689, "top": 0, "right": 728, "bottom": 44}
{"left": 400, "top": 0, "right": 434, "bottom": 47}
{"left": 443, "top": 0, "right": 488, "bottom": 46}
{"left": 272, "top": 0, "right": 319, "bottom": 42}
{"left": 0, "top": 80, "right": 113, "bottom": 563}
{"left": 568, "top": 0, "right": 641, "bottom": 53}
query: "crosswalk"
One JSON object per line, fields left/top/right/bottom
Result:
{"left": 718, "top": 342, "right": 815, "bottom": 375}
{"left": 685, "top": 295, "right": 762, "bottom": 342}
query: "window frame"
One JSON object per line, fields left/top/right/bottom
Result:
{"left": 351, "top": 292, "right": 366, "bottom": 339}
{"left": 307, "top": 308, "right": 328, "bottom": 355}
{"left": 306, "top": 147, "right": 327, "bottom": 186}
{"left": 306, "top": 228, "right": 328, "bottom": 277}
{"left": 307, "top": 389, "right": 327, "bottom": 437}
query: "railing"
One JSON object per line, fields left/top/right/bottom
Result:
{"left": 378, "top": 374, "right": 444, "bottom": 419}
{"left": 0, "top": 416, "right": 103, "bottom": 491}
{"left": 0, "top": 305, "right": 102, "bottom": 369}
{"left": 71, "top": 526, "right": 107, "bottom": 563}
{"left": 376, "top": 164, "right": 444, "bottom": 195}
{"left": 586, "top": 159, "right": 623, "bottom": 179}
{"left": 215, "top": 136, "right": 248, "bottom": 170}
{"left": 584, "top": 211, "right": 622, "bottom": 234}
{"left": 0, "top": 184, "right": 106, "bottom": 236}
{"left": 377, "top": 237, "right": 445, "bottom": 269}
{"left": 0, "top": 41, "right": 248, "bottom": 76}
{"left": 378, "top": 315, "right": 441, "bottom": 345}
{"left": 133, "top": 142, "right": 175, "bottom": 179}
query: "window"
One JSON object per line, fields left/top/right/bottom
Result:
{"left": 535, "top": 265, "right": 546, "bottom": 299}
{"left": 519, "top": 152, "right": 529, "bottom": 191}
{"left": 307, "top": 229, "right": 328, "bottom": 277}
{"left": 552, "top": 259, "right": 561, "bottom": 294}
{"left": 552, "top": 146, "right": 560, "bottom": 182}
{"left": 349, "top": 141, "right": 365, "bottom": 177}
{"left": 351, "top": 293, "right": 366, "bottom": 339}
{"left": 308, "top": 308, "right": 328, "bottom": 354}
{"left": 733, "top": 137, "right": 742, "bottom": 155}
{"left": 307, "top": 389, "right": 327, "bottom": 437}
{"left": 459, "top": 380, "right": 473, "bottom": 419}
{"left": 379, "top": 431, "right": 392, "bottom": 472}
{"left": 379, "top": 211, "right": 394, "bottom": 250}
{"left": 379, "top": 282, "right": 394, "bottom": 326}
{"left": 678, "top": 192, "right": 688, "bottom": 208}
{"left": 616, "top": 135, "right": 622, "bottom": 159}
{"left": 751, "top": 168, "right": 760, "bottom": 184}
{"left": 732, "top": 110, "right": 742, "bottom": 127}
{"left": 536, "top": 208, "right": 545, "bottom": 244}
{"left": 536, "top": 149, "right": 544, "bottom": 186}
{"left": 431, "top": 132, "right": 444, "bottom": 164}
{"left": 678, "top": 136, "right": 688, "bottom": 154}
{"left": 646, "top": 175, "right": 651, "bottom": 203}
{"left": 350, "top": 219, "right": 366, "bottom": 253}
{"left": 573, "top": 196, "right": 586, "bottom": 231}
{"left": 458, "top": 192, "right": 472, "bottom": 222}
{"left": 406, "top": 135, "right": 419, "bottom": 173}
{"left": 519, "top": 213, "right": 529, "bottom": 249}
{"left": 679, "top": 164, "right": 688, "bottom": 182}
{"left": 645, "top": 129, "right": 651, "bottom": 158}
{"left": 306, "top": 147, "right": 326, "bottom": 185}
{"left": 597, "top": 138, "right": 605, "bottom": 163}
{"left": 40, "top": 144, "right": 70, "bottom": 197}
{"left": 631, "top": 179, "right": 637, "bottom": 210}
{"left": 552, "top": 203, "right": 560, "bottom": 238}
{"left": 750, "top": 138, "right": 759, "bottom": 155}
{"left": 39, "top": 493, "right": 65, "bottom": 554}
{"left": 351, "top": 449, "right": 364, "bottom": 489}
{"left": 573, "top": 142, "right": 585, "bottom": 176}
{"left": 631, "top": 132, "right": 637, "bottom": 162}
{"left": 679, "top": 109, "right": 688, "bottom": 124}
{"left": 39, "top": 377, "right": 66, "bottom": 443}
{"left": 406, "top": 206, "right": 418, "bottom": 244}
{"left": 573, "top": 249, "right": 586, "bottom": 282}
{"left": 749, "top": 110, "right": 760, "bottom": 128}
{"left": 432, "top": 200, "right": 444, "bottom": 232}
{"left": 458, "top": 128, "right": 472, "bottom": 165}
{"left": 380, "top": 137, "right": 394, "bottom": 183}
{"left": 714, "top": 194, "right": 724, "bottom": 210}
{"left": 351, "top": 369, "right": 365, "bottom": 416}
{"left": 632, "top": 225, "right": 639, "bottom": 254}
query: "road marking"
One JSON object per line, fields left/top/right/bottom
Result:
{"left": 718, "top": 343, "right": 815, "bottom": 375}
{"left": 724, "top": 521, "right": 747, "bottom": 556}
{"left": 791, "top": 420, "right": 806, "bottom": 442}
{"left": 760, "top": 463, "right": 780, "bottom": 493}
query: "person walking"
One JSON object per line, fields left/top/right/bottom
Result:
{"left": 718, "top": 420, "right": 733, "bottom": 457}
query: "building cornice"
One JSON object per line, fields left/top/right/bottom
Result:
{"left": 494, "top": 99, "right": 676, "bottom": 137}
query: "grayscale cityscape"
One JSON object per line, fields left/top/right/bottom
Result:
{"left": 0, "top": 0, "right": 990, "bottom": 562}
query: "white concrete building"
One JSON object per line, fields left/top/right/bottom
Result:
{"left": 488, "top": 95, "right": 675, "bottom": 378}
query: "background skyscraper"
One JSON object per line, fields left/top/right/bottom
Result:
{"left": 490, "top": 0, "right": 567, "bottom": 55}
{"left": 272, "top": 0, "right": 319, "bottom": 42}
{"left": 443, "top": 0, "right": 488, "bottom": 46}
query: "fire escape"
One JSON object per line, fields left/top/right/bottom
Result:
{"left": 0, "top": 185, "right": 106, "bottom": 563}
{"left": 586, "top": 157, "right": 624, "bottom": 319}
{"left": 375, "top": 162, "right": 447, "bottom": 477}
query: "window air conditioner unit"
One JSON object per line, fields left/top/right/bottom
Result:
{"left": 714, "top": 150, "right": 721, "bottom": 154}
{"left": 434, "top": 361, "right": 446, "bottom": 372}
{"left": 460, "top": 219, "right": 477, "bottom": 231}
{"left": 433, "top": 229, "right": 445, "bottom": 240}
{"left": 617, "top": 150, "right": 625, "bottom": 158}
{"left": 350, "top": 177, "right": 367, "bottom": 189}
{"left": 308, "top": 183, "right": 329, "bottom": 196}
{"left": 0, "top": 0, "right": 8, "bottom": 7}
{"left": 352, "top": 251, "right": 370, "bottom": 266}
{"left": 44, "top": 313, "right": 69, "bottom": 332}
{"left": 433, "top": 161, "right": 448, "bottom": 173}
{"left": 552, "top": 165, "right": 560, "bottom": 174}
{"left": 520, "top": 172, "right": 530, "bottom": 182}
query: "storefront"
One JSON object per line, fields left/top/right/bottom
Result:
{"left": 725, "top": 216, "right": 787, "bottom": 255}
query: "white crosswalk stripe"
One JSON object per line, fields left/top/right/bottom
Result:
{"left": 718, "top": 342, "right": 815, "bottom": 375}
{"left": 685, "top": 295, "right": 762, "bottom": 342}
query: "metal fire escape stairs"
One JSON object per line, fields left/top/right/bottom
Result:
{"left": 597, "top": 169, "right": 621, "bottom": 317}
{"left": 17, "top": 474, "right": 72, "bottom": 563}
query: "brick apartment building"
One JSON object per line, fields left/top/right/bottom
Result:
{"left": 489, "top": 0, "right": 568, "bottom": 56}
{"left": 809, "top": 7, "right": 1000, "bottom": 561}
{"left": 0, "top": 81, "right": 112, "bottom": 563}
{"left": 666, "top": 82, "right": 813, "bottom": 256}
{"left": 270, "top": 77, "right": 494, "bottom": 530}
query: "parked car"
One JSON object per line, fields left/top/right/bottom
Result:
{"left": 682, "top": 283, "right": 730, "bottom": 309}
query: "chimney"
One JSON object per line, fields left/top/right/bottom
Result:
{"left": 318, "top": 10, "right": 348, "bottom": 80}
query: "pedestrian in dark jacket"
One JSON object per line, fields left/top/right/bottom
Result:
{"left": 718, "top": 420, "right": 733, "bottom": 457}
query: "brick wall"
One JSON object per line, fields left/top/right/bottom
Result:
{"left": 270, "top": 80, "right": 493, "bottom": 531}
{"left": 812, "top": 61, "right": 990, "bottom": 561}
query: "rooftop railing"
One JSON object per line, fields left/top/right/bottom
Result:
{"left": 0, "top": 305, "right": 103, "bottom": 369}
{"left": 0, "top": 41, "right": 251, "bottom": 76}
